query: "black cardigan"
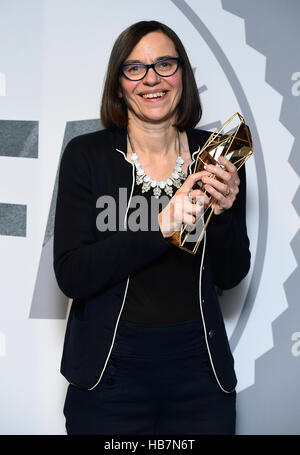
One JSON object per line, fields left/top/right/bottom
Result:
{"left": 53, "top": 127, "right": 251, "bottom": 392}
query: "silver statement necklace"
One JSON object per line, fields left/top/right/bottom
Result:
{"left": 128, "top": 130, "right": 187, "bottom": 198}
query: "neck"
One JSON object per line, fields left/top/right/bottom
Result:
{"left": 127, "top": 115, "right": 179, "bottom": 158}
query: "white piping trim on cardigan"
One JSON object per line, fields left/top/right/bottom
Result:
{"left": 189, "top": 144, "right": 235, "bottom": 393}
{"left": 87, "top": 276, "right": 131, "bottom": 391}
{"left": 188, "top": 145, "right": 200, "bottom": 175}
{"left": 87, "top": 148, "right": 135, "bottom": 391}
{"left": 197, "top": 232, "right": 235, "bottom": 394}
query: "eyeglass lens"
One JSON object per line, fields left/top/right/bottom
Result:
{"left": 122, "top": 59, "right": 179, "bottom": 80}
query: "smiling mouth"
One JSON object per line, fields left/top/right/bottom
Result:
{"left": 140, "top": 91, "right": 167, "bottom": 99}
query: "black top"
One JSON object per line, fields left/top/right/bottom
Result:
{"left": 120, "top": 174, "right": 203, "bottom": 324}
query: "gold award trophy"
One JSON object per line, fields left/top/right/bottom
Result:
{"left": 169, "top": 112, "right": 253, "bottom": 254}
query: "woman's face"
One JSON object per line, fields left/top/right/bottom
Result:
{"left": 119, "top": 31, "right": 183, "bottom": 125}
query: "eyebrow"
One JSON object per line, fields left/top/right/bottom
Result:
{"left": 123, "top": 55, "right": 178, "bottom": 64}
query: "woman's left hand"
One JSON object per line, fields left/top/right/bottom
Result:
{"left": 201, "top": 156, "right": 240, "bottom": 215}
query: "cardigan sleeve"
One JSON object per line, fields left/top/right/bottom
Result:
{"left": 205, "top": 164, "right": 251, "bottom": 290}
{"left": 53, "top": 137, "right": 170, "bottom": 300}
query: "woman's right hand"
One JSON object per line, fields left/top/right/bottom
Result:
{"left": 158, "top": 171, "right": 210, "bottom": 238}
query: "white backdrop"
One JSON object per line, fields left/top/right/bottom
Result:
{"left": 0, "top": 0, "right": 299, "bottom": 435}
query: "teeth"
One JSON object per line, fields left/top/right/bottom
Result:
{"left": 142, "top": 92, "right": 166, "bottom": 99}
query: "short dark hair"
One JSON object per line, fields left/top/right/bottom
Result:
{"left": 100, "top": 20, "right": 202, "bottom": 131}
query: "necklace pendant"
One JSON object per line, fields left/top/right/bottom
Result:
{"left": 153, "top": 186, "right": 162, "bottom": 198}
{"left": 136, "top": 175, "right": 144, "bottom": 185}
{"left": 164, "top": 184, "right": 173, "bottom": 197}
{"left": 173, "top": 179, "right": 182, "bottom": 189}
{"left": 142, "top": 181, "right": 151, "bottom": 192}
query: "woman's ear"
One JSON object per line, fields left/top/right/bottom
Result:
{"left": 118, "top": 86, "right": 123, "bottom": 98}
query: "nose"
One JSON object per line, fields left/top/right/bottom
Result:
{"left": 143, "top": 67, "right": 161, "bottom": 85}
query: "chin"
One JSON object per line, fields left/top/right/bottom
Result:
{"left": 140, "top": 110, "right": 176, "bottom": 124}
{"left": 127, "top": 102, "right": 178, "bottom": 125}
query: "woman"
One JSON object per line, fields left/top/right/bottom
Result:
{"left": 54, "top": 20, "right": 251, "bottom": 435}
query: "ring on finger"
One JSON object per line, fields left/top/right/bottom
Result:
{"left": 225, "top": 188, "right": 231, "bottom": 197}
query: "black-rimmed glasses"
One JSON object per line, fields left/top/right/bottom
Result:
{"left": 120, "top": 57, "right": 181, "bottom": 81}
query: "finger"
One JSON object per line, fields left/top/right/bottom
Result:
{"left": 188, "top": 189, "right": 206, "bottom": 201}
{"left": 201, "top": 175, "right": 228, "bottom": 196}
{"left": 182, "top": 213, "right": 196, "bottom": 227}
{"left": 189, "top": 189, "right": 204, "bottom": 197}
{"left": 188, "top": 203, "right": 203, "bottom": 217}
{"left": 183, "top": 213, "right": 203, "bottom": 232}
{"left": 179, "top": 197, "right": 201, "bottom": 215}
{"left": 217, "top": 155, "right": 237, "bottom": 174}
{"left": 218, "top": 157, "right": 240, "bottom": 189}
{"left": 204, "top": 164, "right": 232, "bottom": 183}
{"left": 202, "top": 193, "right": 211, "bottom": 208}
{"left": 187, "top": 188, "right": 211, "bottom": 208}
{"left": 175, "top": 195, "right": 202, "bottom": 219}
{"left": 189, "top": 171, "right": 213, "bottom": 191}
{"left": 188, "top": 190, "right": 210, "bottom": 211}
{"left": 204, "top": 184, "right": 232, "bottom": 208}
{"left": 179, "top": 171, "right": 210, "bottom": 192}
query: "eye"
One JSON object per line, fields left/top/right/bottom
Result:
{"left": 156, "top": 61, "right": 172, "bottom": 69}
{"left": 155, "top": 59, "right": 177, "bottom": 74}
{"left": 126, "top": 64, "right": 144, "bottom": 74}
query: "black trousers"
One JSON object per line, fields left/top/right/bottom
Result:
{"left": 63, "top": 317, "right": 236, "bottom": 434}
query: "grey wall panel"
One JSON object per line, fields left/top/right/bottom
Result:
{"left": 0, "top": 203, "right": 26, "bottom": 237}
{"left": 0, "top": 120, "right": 38, "bottom": 158}
{"left": 30, "top": 119, "right": 102, "bottom": 319}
